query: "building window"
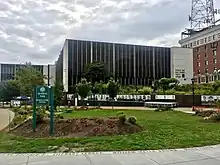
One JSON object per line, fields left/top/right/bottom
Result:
{"left": 205, "top": 68, "right": 208, "bottom": 74}
{"left": 213, "top": 50, "right": 217, "bottom": 57}
{"left": 200, "top": 39, "right": 204, "bottom": 44}
{"left": 213, "top": 34, "right": 216, "bottom": 40}
{"left": 190, "top": 43, "right": 193, "bottom": 47}
{"left": 204, "top": 45, "right": 207, "bottom": 50}
{"left": 197, "top": 62, "right": 200, "bottom": 67}
{"left": 197, "top": 54, "right": 200, "bottom": 59}
{"left": 197, "top": 40, "right": 199, "bottom": 45}
{"left": 198, "top": 77, "right": 201, "bottom": 83}
{"left": 197, "top": 69, "right": 200, "bottom": 74}
{"left": 193, "top": 41, "right": 196, "bottom": 46}
{"left": 208, "top": 36, "right": 212, "bottom": 41}
{"left": 218, "top": 33, "right": 220, "bottom": 39}
{"left": 205, "top": 60, "right": 208, "bottom": 65}
{"left": 205, "top": 38, "right": 207, "bottom": 43}
{"left": 182, "top": 74, "right": 185, "bottom": 78}
{"left": 213, "top": 58, "right": 217, "bottom": 64}
{"left": 205, "top": 53, "right": 207, "bottom": 58}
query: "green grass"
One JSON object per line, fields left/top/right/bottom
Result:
{"left": 1, "top": 109, "right": 220, "bottom": 153}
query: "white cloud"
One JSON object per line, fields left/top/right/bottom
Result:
{"left": 0, "top": 0, "right": 219, "bottom": 64}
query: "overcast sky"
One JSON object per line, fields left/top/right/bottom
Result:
{"left": 0, "top": 0, "right": 220, "bottom": 65}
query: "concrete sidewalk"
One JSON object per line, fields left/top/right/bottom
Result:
{"left": 0, "top": 108, "right": 14, "bottom": 131}
{"left": 1, "top": 145, "right": 220, "bottom": 165}
{"left": 98, "top": 106, "right": 195, "bottom": 114}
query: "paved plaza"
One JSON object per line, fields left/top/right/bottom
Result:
{"left": 1, "top": 145, "right": 220, "bottom": 165}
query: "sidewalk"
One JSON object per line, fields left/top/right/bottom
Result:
{"left": 1, "top": 145, "right": 220, "bottom": 165}
{"left": 0, "top": 108, "right": 14, "bottom": 131}
{"left": 99, "top": 106, "right": 195, "bottom": 114}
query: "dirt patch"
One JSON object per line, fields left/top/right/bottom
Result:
{"left": 10, "top": 117, "right": 143, "bottom": 138}
{"left": 194, "top": 110, "right": 217, "bottom": 117}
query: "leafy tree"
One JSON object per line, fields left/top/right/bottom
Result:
{"left": 76, "top": 78, "right": 91, "bottom": 105}
{"left": 83, "top": 61, "right": 112, "bottom": 84}
{"left": 14, "top": 65, "right": 45, "bottom": 96}
{"left": 212, "top": 81, "right": 220, "bottom": 92}
{"left": 107, "top": 78, "right": 120, "bottom": 100}
{"left": 158, "top": 78, "right": 179, "bottom": 93}
{"left": 54, "top": 81, "right": 64, "bottom": 108}
{"left": 0, "top": 80, "right": 20, "bottom": 101}
{"left": 91, "top": 81, "right": 103, "bottom": 95}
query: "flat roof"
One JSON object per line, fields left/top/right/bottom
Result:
{"left": 179, "top": 24, "right": 220, "bottom": 44}
{"left": 0, "top": 63, "right": 53, "bottom": 66}
{"left": 65, "top": 38, "right": 171, "bottom": 48}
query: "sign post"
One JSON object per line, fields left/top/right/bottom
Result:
{"left": 49, "top": 86, "right": 54, "bottom": 135}
{"left": 32, "top": 87, "right": 37, "bottom": 132}
{"left": 33, "top": 85, "right": 54, "bottom": 135}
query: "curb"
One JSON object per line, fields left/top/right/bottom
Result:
{"left": 0, "top": 144, "right": 220, "bottom": 156}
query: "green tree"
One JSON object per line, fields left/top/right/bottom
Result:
{"left": 0, "top": 80, "right": 20, "bottom": 101}
{"left": 91, "top": 81, "right": 103, "bottom": 95}
{"left": 76, "top": 78, "right": 91, "bottom": 105}
{"left": 14, "top": 65, "right": 45, "bottom": 96}
{"left": 213, "top": 81, "right": 220, "bottom": 92}
{"left": 158, "top": 78, "right": 179, "bottom": 93}
{"left": 54, "top": 81, "right": 64, "bottom": 108}
{"left": 107, "top": 78, "right": 120, "bottom": 100}
{"left": 83, "top": 61, "right": 112, "bottom": 84}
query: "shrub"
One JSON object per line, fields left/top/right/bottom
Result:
{"left": 56, "top": 114, "right": 64, "bottom": 119}
{"left": 36, "top": 108, "right": 46, "bottom": 123}
{"left": 18, "top": 110, "right": 29, "bottom": 115}
{"left": 65, "top": 109, "right": 73, "bottom": 113}
{"left": 154, "top": 107, "right": 173, "bottom": 112}
{"left": 127, "top": 116, "right": 137, "bottom": 124}
{"left": 116, "top": 111, "right": 125, "bottom": 116}
{"left": 119, "top": 115, "right": 126, "bottom": 124}
{"left": 204, "top": 113, "right": 220, "bottom": 122}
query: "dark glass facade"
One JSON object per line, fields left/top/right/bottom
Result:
{"left": 0, "top": 63, "right": 44, "bottom": 82}
{"left": 56, "top": 39, "right": 171, "bottom": 92}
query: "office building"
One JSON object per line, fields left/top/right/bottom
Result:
{"left": 0, "top": 63, "right": 56, "bottom": 86}
{"left": 179, "top": 24, "right": 220, "bottom": 83}
{"left": 56, "top": 39, "right": 193, "bottom": 92}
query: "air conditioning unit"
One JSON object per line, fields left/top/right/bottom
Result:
{"left": 214, "top": 9, "right": 220, "bottom": 14}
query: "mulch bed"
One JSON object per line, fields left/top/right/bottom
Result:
{"left": 10, "top": 117, "right": 143, "bottom": 138}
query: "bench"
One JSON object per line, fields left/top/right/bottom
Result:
{"left": 144, "top": 102, "right": 178, "bottom": 108}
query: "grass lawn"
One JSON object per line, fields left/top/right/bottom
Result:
{"left": 1, "top": 109, "right": 220, "bottom": 153}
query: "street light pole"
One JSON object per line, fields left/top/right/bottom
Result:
{"left": 191, "top": 78, "right": 195, "bottom": 111}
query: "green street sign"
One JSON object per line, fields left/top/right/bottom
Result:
{"left": 36, "top": 85, "right": 49, "bottom": 105}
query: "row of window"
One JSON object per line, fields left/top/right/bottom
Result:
{"left": 197, "top": 74, "right": 220, "bottom": 84}
{"left": 197, "top": 66, "right": 220, "bottom": 75}
{"left": 182, "top": 32, "right": 220, "bottom": 48}
{"left": 65, "top": 40, "right": 171, "bottom": 86}
{"left": 196, "top": 50, "right": 217, "bottom": 67}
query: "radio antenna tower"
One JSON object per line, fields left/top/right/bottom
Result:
{"left": 189, "top": 0, "right": 215, "bottom": 31}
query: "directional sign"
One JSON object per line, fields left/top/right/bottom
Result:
{"left": 36, "top": 85, "right": 49, "bottom": 105}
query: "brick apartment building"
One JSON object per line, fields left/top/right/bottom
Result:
{"left": 179, "top": 24, "right": 220, "bottom": 83}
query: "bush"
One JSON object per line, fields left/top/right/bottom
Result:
{"left": 116, "top": 111, "right": 125, "bottom": 116}
{"left": 56, "top": 114, "right": 64, "bottom": 119}
{"left": 36, "top": 108, "right": 46, "bottom": 123}
{"left": 204, "top": 113, "right": 220, "bottom": 122}
{"left": 119, "top": 114, "right": 126, "bottom": 124}
{"left": 127, "top": 116, "right": 137, "bottom": 124}
{"left": 65, "top": 109, "right": 73, "bottom": 113}
{"left": 18, "top": 110, "right": 29, "bottom": 115}
{"left": 154, "top": 107, "right": 173, "bottom": 112}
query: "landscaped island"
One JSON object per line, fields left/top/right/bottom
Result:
{"left": 1, "top": 109, "right": 220, "bottom": 153}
